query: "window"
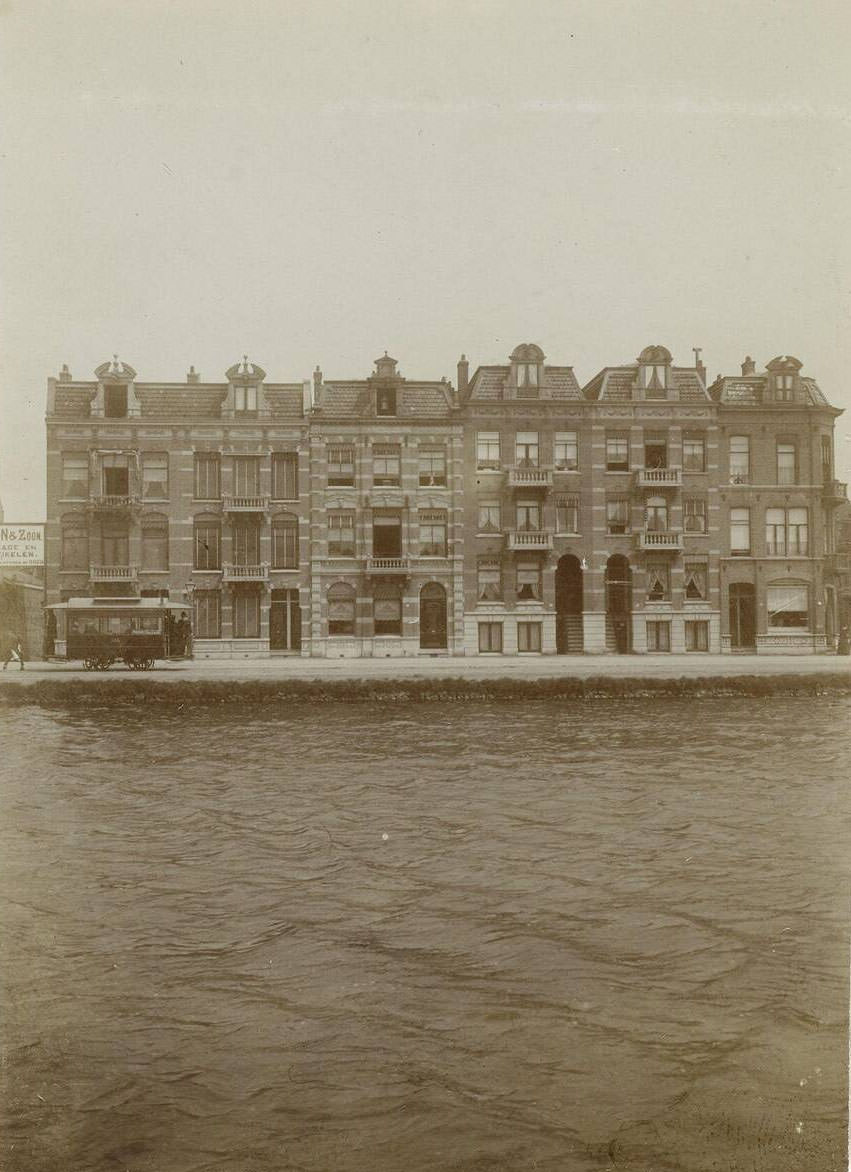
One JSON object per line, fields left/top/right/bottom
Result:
{"left": 142, "top": 453, "right": 168, "bottom": 499}
{"left": 234, "top": 384, "right": 258, "bottom": 413}
{"left": 643, "top": 364, "right": 668, "bottom": 394}
{"left": 328, "top": 512, "right": 356, "bottom": 557}
{"left": 61, "top": 516, "right": 88, "bottom": 571}
{"left": 232, "top": 520, "right": 260, "bottom": 565}
{"left": 730, "top": 507, "right": 750, "bottom": 555}
{"left": 328, "top": 446, "right": 355, "bottom": 486}
{"left": 194, "top": 453, "right": 221, "bottom": 500}
{"left": 233, "top": 456, "right": 260, "bottom": 497}
{"left": 821, "top": 436, "right": 833, "bottom": 483}
{"left": 418, "top": 447, "right": 446, "bottom": 486}
{"left": 101, "top": 453, "right": 130, "bottom": 497}
{"left": 684, "top": 498, "right": 707, "bottom": 533}
{"left": 62, "top": 453, "right": 88, "bottom": 499}
{"left": 104, "top": 385, "right": 128, "bottom": 418}
{"left": 517, "top": 622, "right": 542, "bottom": 652}
{"left": 516, "top": 363, "right": 539, "bottom": 392}
{"left": 477, "top": 559, "right": 502, "bottom": 601}
{"left": 194, "top": 518, "right": 221, "bottom": 570}
{"left": 233, "top": 589, "right": 260, "bottom": 637}
{"left": 272, "top": 513, "right": 298, "bottom": 569}
{"left": 645, "top": 496, "right": 668, "bottom": 533}
{"left": 477, "top": 501, "right": 501, "bottom": 533}
{"left": 553, "top": 432, "right": 578, "bottom": 471}
{"left": 516, "top": 500, "right": 541, "bottom": 532}
{"left": 774, "top": 374, "right": 794, "bottom": 400}
{"left": 765, "top": 507, "right": 808, "bottom": 556}
{"left": 372, "top": 512, "right": 402, "bottom": 557}
{"left": 515, "top": 432, "right": 539, "bottom": 468}
{"left": 271, "top": 453, "right": 298, "bottom": 500}
{"left": 646, "top": 621, "right": 671, "bottom": 651}
{"left": 194, "top": 589, "right": 221, "bottom": 638}
{"left": 516, "top": 560, "right": 541, "bottom": 601}
{"left": 729, "top": 436, "right": 749, "bottom": 484}
{"left": 101, "top": 521, "right": 129, "bottom": 566}
{"left": 418, "top": 510, "right": 447, "bottom": 556}
{"left": 776, "top": 442, "right": 796, "bottom": 486}
{"left": 767, "top": 584, "right": 809, "bottom": 629}
{"left": 476, "top": 431, "right": 500, "bottom": 470}
{"left": 644, "top": 435, "right": 667, "bottom": 469}
{"left": 683, "top": 435, "right": 705, "bottom": 472}
{"left": 373, "top": 445, "right": 401, "bottom": 486}
{"left": 141, "top": 516, "right": 168, "bottom": 571}
{"left": 646, "top": 563, "right": 669, "bottom": 602}
{"left": 606, "top": 498, "right": 629, "bottom": 535}
{"left": 684, "top": 563, "right": 707, "bottom": 601}
{"left": 376, "top": 387, "right": 396, "bottom": 416}
{"left": 685, "top": 620, "right": 709, "bottom": 651}
{"left": 328, "top": 582, "right": 356, "bottom": 636}
{"left": 478, "top": 622, "right": 503, "bottom": 652}
{"left": 555, "top": 495, "right": 579, "bottom": 534}
{"left": 373, "top": 583, "right": 402, "bottom": 635}
{"left": 606, "top": 433, "right": 630, "bottom": 472}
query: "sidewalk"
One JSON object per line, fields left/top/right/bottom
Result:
{"left": 2, "top": 653, "right": 850, "bottom": 684}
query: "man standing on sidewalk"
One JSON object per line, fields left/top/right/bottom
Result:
{"left": 2, "top": 636, "right": 25, "bottom": 671}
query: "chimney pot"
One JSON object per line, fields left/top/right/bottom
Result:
{"left": 741, "top": 356, "right": 756, "bottom": 376}
{"left": 457, "top": 353, "right": 469, "bottom": 394}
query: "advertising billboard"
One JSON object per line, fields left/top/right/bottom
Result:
{"left": 0, "top": 523, "right": 45, "bottom": 567}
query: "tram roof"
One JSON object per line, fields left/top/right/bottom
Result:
{"left": 46, "top": 597, "right": 189, "bottom": 611}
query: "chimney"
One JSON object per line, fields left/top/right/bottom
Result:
{"left": 58, "top": 363, "right": 72, "bottom": 383}
{"left": 313, "top": 364, "right": 322, "bottom": 391}
{"left": 741, "top": 356, "right": 756, "bottom": 376}
{"left": 186, "top": 365, "right": 200, "bottom": 384}
{"left": 457, "top": 353, "right": 469, "bottom": 395}
{"left": 692, "top": 347, "right": 706, "bottom": 385}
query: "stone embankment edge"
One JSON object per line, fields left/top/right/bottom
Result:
{"left": 1, "top": 674, "right": 850, "bottom": 707}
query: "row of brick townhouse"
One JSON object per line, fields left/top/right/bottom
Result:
{"left": 44, "top": 345, "right": 847, "bottom": 658}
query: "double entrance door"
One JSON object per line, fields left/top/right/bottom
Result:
{"left": 269, "top": 589, "right": 301, "bottom": 652}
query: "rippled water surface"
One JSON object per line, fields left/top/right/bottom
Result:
{"left": 1, "top": 698, "right": 849, "bottom": 1172}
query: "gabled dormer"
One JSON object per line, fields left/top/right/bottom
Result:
{"left": 225, "top": 356, "right": 266, "bottom": 416}
{"left": 636, "top": 345, "right": 672, "bottom": 400}
{"left": 94, "top": 356, "right": 139, "bottom": 418}
{"left": 765, "top": 355, "right": 803, "bottom": 403}
{"left": 370, "top": 352, "right": 401, "bottom": 416}
{"left": 509, "top": 343, "right": 545, "bottom": 398}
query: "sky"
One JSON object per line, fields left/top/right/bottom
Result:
{"left": 1, "top": 0, "right": 850, "bottom": 519}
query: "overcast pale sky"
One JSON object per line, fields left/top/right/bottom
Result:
{"left": 1, "top": 0, "right": 849, "bottom": 518}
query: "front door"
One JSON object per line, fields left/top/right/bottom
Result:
{"left": 270, "top": 590, "right": 302, "bottom": 651}
{"left": 729, "top": 583, "right": 756, "bottom": 650}
{"left": 419, "top": 584, "right": 447, "bottom": 649}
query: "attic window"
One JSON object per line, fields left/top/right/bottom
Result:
{"left": 104, "top": 386, "right": 128, "bottom": 418}
{"left": 643, "top": 365, "right": 668, "bottom": 397}
{"left": 234, "top": 385, "right": 258, "bottom": 413}
{"left": 775, "top": 374, "right": 794, "bottom": 401}
{"left": 516, "top": 363, "right": 539, "bottom": 397}
{"left": 376, "top": 388, "right": 396, "bottom": 416}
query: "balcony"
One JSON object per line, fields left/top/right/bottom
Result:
{"left": 636, "top": 530, "right": 683, "bottom": 551}
{"left": 634, "top": 467, "right": 681, "bottom": 489}
{"left": 365, "top": 556, "right": 411, "bottom": 575}
{"left": 507, "top": 466, "right": 553, "bottom": 489}
{"left": 222, "top": 495, "right": 269, "bottom": 513}
{"left": 223, "top": 562, "right": 270, "bottom": 582}
{"left": 506, "top": 529, "right": 554, "bottom": 551}
{"left": 823, "top": 479, "right": 848, "bottom": 504}
{"left": 87, "top": 494, "right": 140, "bottom": 514}
{"left": 90, "top": 564, "right": 139, "bottom": 581}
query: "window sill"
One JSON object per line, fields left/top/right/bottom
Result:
{"left": 270, "top": 497, "right": 300, "bottom": 504}
{"left": 139, "top": 569, "right": 169, "bottom": 575}
{"left": 555, "top": 531, "right": 581, "bottom": 538}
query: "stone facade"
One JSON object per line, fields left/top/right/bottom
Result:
{"left": 44, "top": 346, "right": 847, "bottom": 657}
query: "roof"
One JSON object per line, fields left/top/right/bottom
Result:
{"left": 583, "top": 365, "right": 709, "bottom": 402}
{"left": 710, "top": 373, "right": 831, "bottom": 407}
{"left": 465, "top": 365, "right": 582, "bottom": 401}
{"left": 318, "top": 380, "right": 455, "bottom": 418}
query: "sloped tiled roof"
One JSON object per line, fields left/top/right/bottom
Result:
{"left": 467, "top": 365, "right": 581, "bottom": 401}
{"left": 53, "top": 387, "right": 95, "bottom": 417}
{"left": 711, "top": 374, "right": 830, "bottom": 407}
{"left": 583, "top": 365, "right": 709, "bottom": 402}
{"left": 263, "top": 386, "right": 305, "bottom": 417}
{"left": 319, "top": 380, "right": 454, "bottom": 418}
{"left": 135, "top": 387, "right": 226, "bottom": 417}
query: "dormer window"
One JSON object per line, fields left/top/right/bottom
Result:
{"left": 643, "top": 365, "right": 668, "bottom": 396}
{"left": 637, "top": 345, "right": 673, "bottom": 399}
{"left": 775, "top": 374, "right": 794, "bottom": 401}
{"left": 104, "top": 386, "right": 128, "bottom": 418}
{"left": 517, "top": 364, "right": 538, "bottom": 387}
{"left": 509, "top": 344, "right": 545, "bottom": 398}
{"left": 234, "top": 385, "right": 258, "bottom": 413}
{"left": 376, "top": 387, "right": 396, "bottom": 416}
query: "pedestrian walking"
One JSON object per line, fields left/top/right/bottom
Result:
{"left": 2, "top": 637, "right": 25, "bottom": 671}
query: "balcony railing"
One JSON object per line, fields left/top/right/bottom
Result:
{"left": 222, "top": 562, "right": 269, "bottom": 581}
{"left": 87, "top": 494, "right": 140, "bottom": 512}
{"left": 506, "top": 530, "right": 554, "bottom": 551}
{"left": 635, "top": 467, "right": 682, "bottom": 488}
{"left": 222, "top": 495, "right": 269, "bottom": 512}
{"left": 823, "top": 479, "right": 849, "bottom": 503}
{"left": 365, "top": 556, "right": 411, "bottom": 574}
{"left": 636, "top": 530, "right": 683, "bottom": 551}
{"left": 90, "top": 564, "right": 139, "bottom": 581}
{"left": 507, "top": 466, "right": 553, "bottom": 488}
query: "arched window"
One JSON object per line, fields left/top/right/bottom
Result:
{"left": 141, "top": 513, "right": 169, "bottom": 571}
{"left": 272, "top": 512, "right": 299, "bottom": 569}
{"left": 328, "top": 582, "right": 356, "bottom": 636}
{"left": 61, "top": 513, "right": 88, "bottom": 571}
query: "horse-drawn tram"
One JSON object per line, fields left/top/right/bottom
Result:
{"left": 47, "top": 597, "right": 191, "bottom": 671}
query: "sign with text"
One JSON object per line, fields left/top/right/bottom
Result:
{"left": 0, "top": 524, "right": 45, "bottom": 566}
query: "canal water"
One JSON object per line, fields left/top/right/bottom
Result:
{"left": 1, "top": 698, "right": 848, "bottom": 1172}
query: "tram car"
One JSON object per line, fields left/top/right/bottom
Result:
{"left": 46, "top": 597, "right": 192, "bottom": 671}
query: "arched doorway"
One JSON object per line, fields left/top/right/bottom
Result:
{"left": 605, "top": 555, "right": 632, "bottom": 653}
{"left": 728, "top": 582, "right": 756, "bottom": 651}
{"left": 419, "top": 583, "right": 447, "bottom": 649}
{"left": 555, "top": 555, "right": 583, "bottom": 653}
